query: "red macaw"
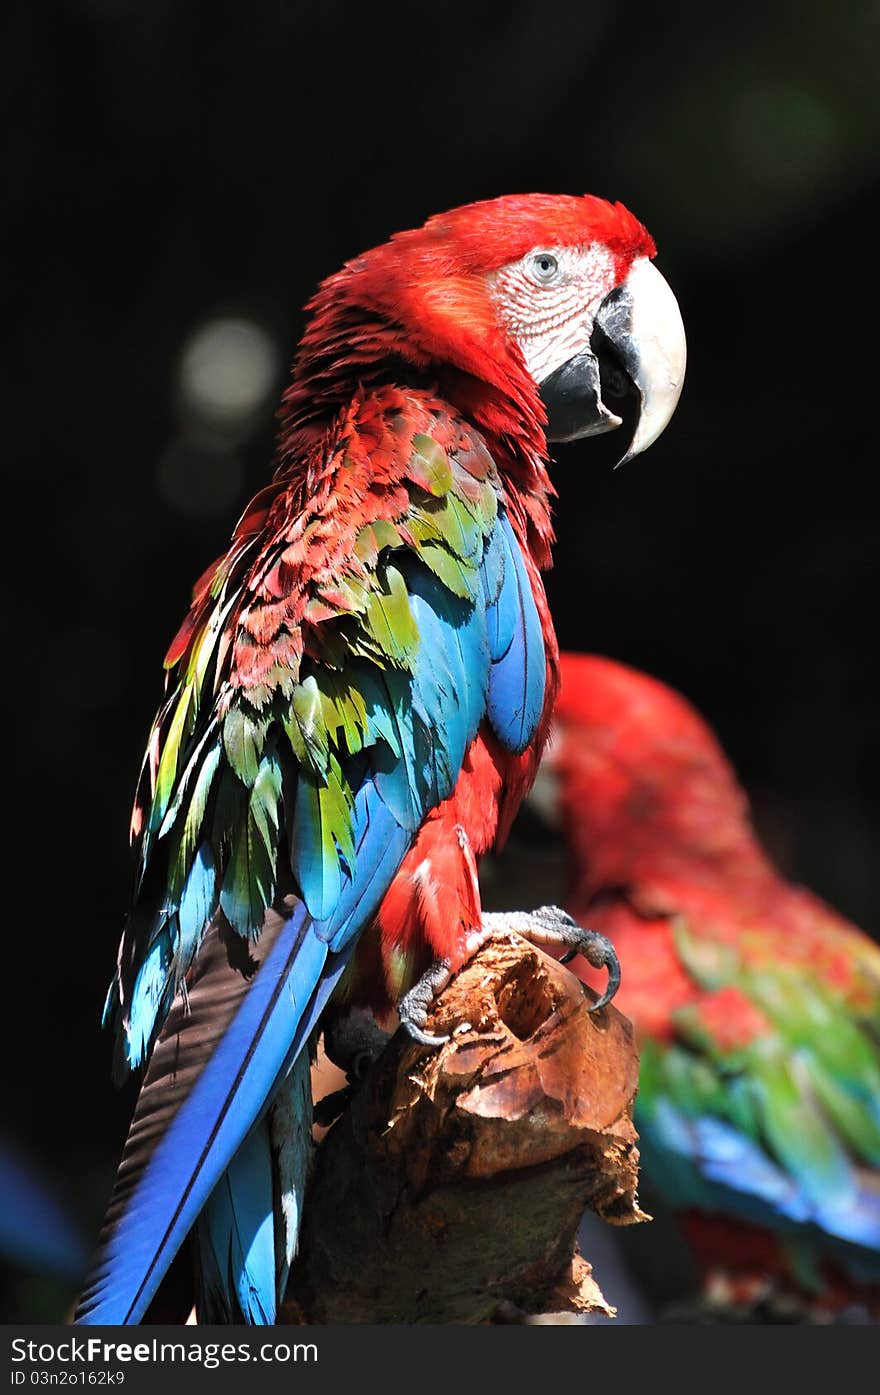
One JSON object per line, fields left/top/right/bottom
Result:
{"left": 546, "top": 652, "right": 880, "bottom": 1312}
{"left": 75, "top": 196, "right": 685, "bottom": 1324}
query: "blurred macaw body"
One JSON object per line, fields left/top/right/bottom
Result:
{"left": 75, "top": 197, "right": 685, "bottom": 1324}
{"left": 550, "top": 652, "right": 880, "bottom": 1311}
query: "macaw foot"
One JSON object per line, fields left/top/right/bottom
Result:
{"left": 314, "top": 1009, "right": 392, "bottom": 1126}
{"left": 398, "top": 905, "right": 621, "bottom": 1048}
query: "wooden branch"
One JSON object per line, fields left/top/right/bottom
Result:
{"left": 284, "top": 932, "right": 646, "bottom": 1324}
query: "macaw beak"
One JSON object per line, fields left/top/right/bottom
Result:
{"left": 539, "top": 258, "right": 686, "bottom": 464}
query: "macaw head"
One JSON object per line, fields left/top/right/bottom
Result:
{"left": 289, "top": 193, "right": 685, "bottom": 465}
{"left": 532, "top": 653, "right": 749, "bottom": 885}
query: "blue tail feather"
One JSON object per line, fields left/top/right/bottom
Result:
{"left": 76, "top": 903, "right": 325, "bottom": 1325}
{"left": 270, "top": 1050, "right": 313, "bottom": 1299}
{"left": 195, "top": 1119, "right": 276, "bottom": 1323}
{"left": 80, "top": 783, "right": 410, "bottom": 1326}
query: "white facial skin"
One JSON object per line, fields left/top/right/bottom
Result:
{"left": 488, "top": 243, "right": 618, "bottom": 385}
{"left": 490, "top": 244, "right": 687, "bottom": 460}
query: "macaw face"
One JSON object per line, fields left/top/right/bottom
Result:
{"left": 296, "top": 194, "right": 686, "bottom": 466}
{"left": 490, "top": 241, "right": 687, "bottom": 459}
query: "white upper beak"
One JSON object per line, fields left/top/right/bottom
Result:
{"left": 609, "top": 257, "right": 687, "bottom": 465}
{"left": 536, "top": 254, "right": 686, "bottom": 456}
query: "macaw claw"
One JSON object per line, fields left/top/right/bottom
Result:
{"left": 398, "top": 906, "right": 621, "bottom": 1048}
{"left": 482, "top": 905, "right": 621, "bottom": 1011}
{"left": 527, "top": 904, "right": 621, "bottom": 1010}
{"left": 398, "top": 960, "right": 457, "bottom": 1048}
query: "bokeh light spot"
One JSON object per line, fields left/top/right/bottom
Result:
{"left": 177, "top": 317, "right": 279, "bottom": 433}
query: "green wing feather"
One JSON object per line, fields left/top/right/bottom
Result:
{"left": 115, "top": 403, "right": 503, "bottom": 1067}
{"left": 637, "top": 902, "right": 880, "bottom": 1256}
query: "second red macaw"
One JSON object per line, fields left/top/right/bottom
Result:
{"left": 546, "top": 652, "right": 880, "bottom": 1311}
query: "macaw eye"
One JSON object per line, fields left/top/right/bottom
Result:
{"left": 529, "top": 251, "right": 559, "bottom": 284}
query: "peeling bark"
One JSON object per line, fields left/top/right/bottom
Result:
{"left": 284, "top": 932, "right": 645, "bottom": 1323}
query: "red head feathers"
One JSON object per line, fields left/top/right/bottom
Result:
{"left": 281, "top": 193, "right": 662, "bottom": 455}
{"left": 551, "top": 653, "right": 752, "bottom": 884}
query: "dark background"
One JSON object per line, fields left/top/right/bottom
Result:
{"left": 4, "top": 0, "right": 878, "bottom": 1320}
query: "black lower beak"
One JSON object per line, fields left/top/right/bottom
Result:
{"left": 539, "top": 348, "right": 628, "bottom": 445}
{"left": 538, "top": 259, "right": 686, "bottom": 461}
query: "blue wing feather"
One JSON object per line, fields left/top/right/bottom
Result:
{"left": 177, "top": 844, "right": 217, "bottom": 964}
{"left": 126, "top": 930, "right": 174, "bottom": 1071}
{"left": 485, "top": 514, "right": 545, "bottom": 754}
{"left": 406, "top": 564, "right": 489, "bottom": 795}
{"left": 318, "top": 776, "right": 412, "bottom": 952}
{"left": 482, "top": 520, "right": 517, "bottom": 662}
{"left": 642, "top": 1101, "right": 880, "bottom": 1277}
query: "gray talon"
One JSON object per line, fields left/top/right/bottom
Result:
{"left": 395, "top": 907, "right": 621, "bottom": 1046}
{"left": 513, "top": 905, "right": 621, "bottom": 1011}
{"left": 403, "top": 1022, "right": 452, "bottom": 1049}
{"left": 583, "top": 933, "right": 621, "bottom": 1011}
{"left": 398, "top": 959, "right": 454, "bottom": 1048}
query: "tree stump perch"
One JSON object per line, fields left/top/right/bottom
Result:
{"left": 284, "top": 932, "right": 645, "bottom": 1323}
